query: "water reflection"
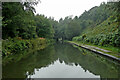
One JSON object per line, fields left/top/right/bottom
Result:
{"left": 28, "top": 59, "right": 100, "bottom": 78}
{"left": 2, "top": 42, "right": 120, "bottom": 79}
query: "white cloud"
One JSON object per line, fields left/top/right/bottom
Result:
{"left": 34, "top": 0, "right": 107, "bottom": 21}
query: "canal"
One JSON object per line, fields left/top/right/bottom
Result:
{"left": 2, "top": 42, "right": 120, "bottom": 79}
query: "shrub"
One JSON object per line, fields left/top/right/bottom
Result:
{"left": 72, "top": 31, "right": 120, "bottom": 47}
{"left": 2, "top": 37, "right": 47, "bottom": 56}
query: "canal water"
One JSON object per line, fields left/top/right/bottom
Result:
{"left": 2, "top": 42, "right": 120, "bottom": 79}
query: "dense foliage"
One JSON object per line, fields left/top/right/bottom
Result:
{"left": 2, "top": 2, "right": 54, "bottom": 56}
{"left": 2, "top": 2, "right": 54, "bottom": 39}
{"left": 34, "top": 14, "right": 54, "bottom": 39}
{"left": 50, "top": 2, "right": 120, "bottom": 47}
{"left": 2, "top": 1, "right": 120, "bottom": 57}
{"left": 72, "top": 2, "right": 120, "bottom": 47}
{"left": 2, "top": 37, "right": 47, "bottom": 56}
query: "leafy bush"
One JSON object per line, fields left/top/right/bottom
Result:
{"left": 72, "top": 31, "right": 120, "bottom": 47}
{"left": 2, "top": 37, "right": 47, "bottom": 56}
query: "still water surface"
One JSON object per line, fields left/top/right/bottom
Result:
{"left": 2, "top": 42, "right": 120, "bottom": 78}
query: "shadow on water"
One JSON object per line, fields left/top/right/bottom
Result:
{"left": 2, "top": 42, "right": 120, "bottom": 79}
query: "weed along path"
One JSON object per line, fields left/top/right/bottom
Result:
{"left": 68, "top": 41, "right": 120, "bottom": 62}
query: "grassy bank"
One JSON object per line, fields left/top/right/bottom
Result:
{"left": 67, "top": 41, "right": 120, "bottom": 58}
{"left": 2, "top": 37, "right": 54, "bottom": 65}
{"left": 2, "top": 37, "right": 45, "bottom": 56}
{"left": 2, "top": 37, "right": 54, "bottom": 56}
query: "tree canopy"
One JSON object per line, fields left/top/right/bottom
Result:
{"left": 2, "top": 2, "right": 54, "bottom": 39}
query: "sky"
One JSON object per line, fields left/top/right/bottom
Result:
{"left": 34, "top": 0, "right": 108, "bottom": 21}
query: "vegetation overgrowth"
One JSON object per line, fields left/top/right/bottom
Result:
{"left": 50, "top": 2, "right": 120, "bottom": 53}
{"left": 2, "top": 37, "right": 53, "bottom": 56}
{"left": 2, "top": 2, "right": 54, "bottom": 57}
{"left": 2, "top": 38, "right": 55, "bottom": 65}
{"left": 1, "top": 1, "right": 120, "bottom": 59}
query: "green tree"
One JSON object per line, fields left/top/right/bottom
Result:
{"left": 34, "top": 14, "right": 54, "bottom": 39}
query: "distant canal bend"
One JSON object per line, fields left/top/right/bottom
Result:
{"left": 2, "top": 42, "right": 120, "bottom": 78}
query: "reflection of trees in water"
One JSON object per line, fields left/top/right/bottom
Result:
{"left": 55, "top": 43, "right": 120, "bottom": 78}
{"left": 59, "top": 59, "right": 63, "bottom": 64}
{"left": 3, "top": 43, "right": 120, "bottom": 78}
{"left": 75, "top": 63, "right": 78, "bottom": 66}
{"left": 2, "top": 45, "right": 58, "bottom": 78}
{"left": 2, "top": 42, "right": 47, "bottom": 66}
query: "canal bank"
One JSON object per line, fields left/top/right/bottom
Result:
{"left": 2, "top": 38, "right": 54, "bottom": 65}
{"left": 67, "top": 41, "right": 120, "bottom": 62}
